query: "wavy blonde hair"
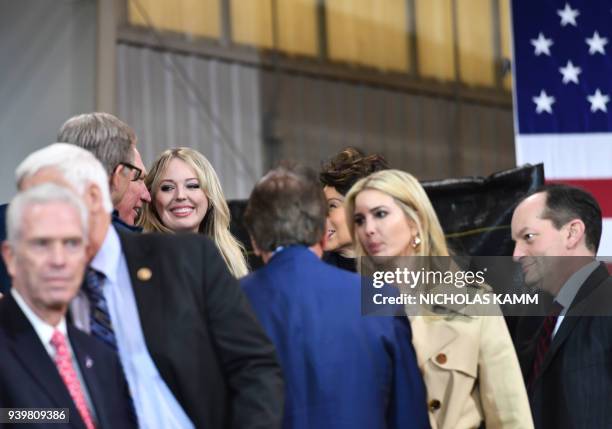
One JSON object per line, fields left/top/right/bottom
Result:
{"left": 344, "top": 169, "right": 449, "bottom": 258}
{"left": 139, "top": 147, "right": 248, "bottom": 277}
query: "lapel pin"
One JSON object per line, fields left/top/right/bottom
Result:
{"left": 85, "top": 356, "right": 94, "bottom": 368}
{"left": 137, "top": 267, "right": 152, "bottom": 281}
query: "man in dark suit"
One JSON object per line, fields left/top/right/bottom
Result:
{"left": 511, "top": 184, "right": 612, "bottom": 429}
{"left": 0, "top": 203, "right": 8, "bottom": 295}
{"left": 0, "top": 183, "right": 135, "bottom": 428}
{"left": 15, "top": 144, "right": 284, "bottom": 428}
{"left": 240, "top": 165, "right": 429, "bottom": 429}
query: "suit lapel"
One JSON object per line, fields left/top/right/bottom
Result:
{"left": 537, "top": 263, "right": 609, "bottom": 377}
{"left": 3, "top": 295, "right": 84, "bottom": 418}
{"left": 115, "top": 229, "right": 163, "bottom": 355}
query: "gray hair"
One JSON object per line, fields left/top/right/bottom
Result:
{"left": 6, "top": 183, "right": 89, "bottom": 244}
{"left": 244, "top": 164, "right": 327, "bottom": 251}
{"left": 57, "top": 112, "right": 135, "bottom": 177}
{"left": 15, "top": 143, "right": 113, "bottom": 213}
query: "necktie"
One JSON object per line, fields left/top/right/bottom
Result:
{"left": 50, "top": 330, "right": 96, "bottom": 429}
{"left": 528, "top": 301, "right": 564, "bottom": 389}
{"left": 83, "top": 268, "right": 117, "bottom": 351}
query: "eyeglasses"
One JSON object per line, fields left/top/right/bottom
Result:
{"left": 117, "top": 162, "right": 143, "bottom": 182}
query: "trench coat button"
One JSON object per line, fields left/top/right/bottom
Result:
{"left": 429, "top": 399, "right": 441, "bottom": 411}
{"left": 436, "top": 353, "right": 447, "bottom": 364}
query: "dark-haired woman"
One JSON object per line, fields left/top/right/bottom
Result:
{"left": 319, "top": 147, "right": 388, "bottom": 271}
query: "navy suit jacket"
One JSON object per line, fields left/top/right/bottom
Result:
{"left": 241, "top": 246, "right": 430, "bottom": 429}
{"left": 0, "top": 293, "right": 136, "bottom": 429}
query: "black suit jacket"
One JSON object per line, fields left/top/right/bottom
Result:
{"left": 518, "top": 263, "right": 612, "bottom": 429}
{"left": 0, "top": 203, "right": 9, "bottom": 295}
{"left": 0, "top": 293, "right": 135, "bottom": 429}
{"left": 116, "top": 229, "right": 284, "bottom": 429}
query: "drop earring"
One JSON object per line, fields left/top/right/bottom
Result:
{"left": 412, "top": 235, "right": 421, "bottom": 249}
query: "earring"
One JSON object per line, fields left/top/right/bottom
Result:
{"left": 412, "top": 235, "right": 421, "bottom": 249}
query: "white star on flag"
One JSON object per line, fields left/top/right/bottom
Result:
{"left": 559, "top": 60, "right": 581, "bottom": 84}
{"left": 585, "top": 31, "right": 608, "bottom": 55}
{"left": 531, "top": 32, "right": 553, "bottom": 56}
{"left": 557, "top": 3, "right": 580, "bottom": 26}
{"left": 587, "top": 89, "right": 610, "bottom": 113}
{"left": 533, "top": 90, "right": 556, "bottom": 114}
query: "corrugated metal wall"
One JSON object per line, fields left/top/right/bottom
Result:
{"left": 117, "top": 43, "right": 515, "bottom": 200}
{"left": 0, "top": 0, "right": 96, "bottom": 202}
{"left": 117, "top": 44, "right": 264, "bottom": 199}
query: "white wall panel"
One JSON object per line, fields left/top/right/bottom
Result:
{"left": 0, "top": 0, "right": 96, "bottom": 202}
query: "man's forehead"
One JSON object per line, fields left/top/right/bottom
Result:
{"left": 516, "top": 193, "right": 547, "bottom": 218}
{"left": 22, "top": 202, "right": 83, "bottom": 235}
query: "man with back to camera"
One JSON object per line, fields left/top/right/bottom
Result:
{"left": 511, "top": 184, "right": 612, "bottom": 429}
{"left": 0, "top": 183, "right": 135, "bottom": 428}
{"left": 240, "top": 164, "right": 430, "bottom": 429}
{"left": 13, "top": 143, "right": 284, "bottom": 429}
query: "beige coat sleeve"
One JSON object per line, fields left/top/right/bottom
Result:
{"left": 477, "top": 315, "right": 534, "bottom": 429}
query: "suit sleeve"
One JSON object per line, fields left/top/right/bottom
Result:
{"left": 201, "top": 241, "right": 284, "bottom": 429}
{"left": 388, "top": 317, "right": 431, "bottom": 429}
{"left": 478, "top": 316, "right": 534, "bottom": 429}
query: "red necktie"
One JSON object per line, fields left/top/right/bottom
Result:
{"left": 528, "top": 301, "right": 564, "bottom": 389}
{"left": 50, "top": 329, "right": 96, "bottom": 429}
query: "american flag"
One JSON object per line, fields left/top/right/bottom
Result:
{"left": 511, "top": 0, "right": 612, "bottom": 255}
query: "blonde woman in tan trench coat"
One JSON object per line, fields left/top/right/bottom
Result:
{"left": 345, "top": 169, "right": 533, "bottom": 429}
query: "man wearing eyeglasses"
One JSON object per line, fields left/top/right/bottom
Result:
{"left": 57, "top": 112, "right": 151, "bottom": 229}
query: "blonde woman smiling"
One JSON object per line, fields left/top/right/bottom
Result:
{"left": 139, "top": 147, "right": 248, "bottom": 278}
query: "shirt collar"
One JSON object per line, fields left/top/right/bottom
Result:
{"left": 555, "top": 260, "right": 599, "bottom": 309}
{"left": 90, "top": 225, "right": 122, "bottom": 284}
{"left": 11, "top": 288, "right": 67, "bottom": 345}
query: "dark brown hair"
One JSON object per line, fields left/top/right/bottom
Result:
{"left": 244, "top": 164, "right": 327, "bottom": 252}
{"left": 319, "top": 147, "right": 389, "bottom": 195}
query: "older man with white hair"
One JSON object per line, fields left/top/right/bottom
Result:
{"left": 5, "top": 143, "right": 283, "bottom": 429}
{"left": 0, "top": 183, "right": 135, "bottom": 428}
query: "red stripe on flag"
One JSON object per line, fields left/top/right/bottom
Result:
{"left": 546, "top": 178, "right": 612, "bottom": 218}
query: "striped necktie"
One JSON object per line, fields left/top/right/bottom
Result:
{"left": 83, "top": 268, "right": 117, "bottom": 351}
{"left": 528, "top": 301, "right": 564, "bottom": 389}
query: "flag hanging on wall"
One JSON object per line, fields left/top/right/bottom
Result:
{"left": 511, "top": 0, "right": 612, "bottom": 255}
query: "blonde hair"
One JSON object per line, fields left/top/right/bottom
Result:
{"left": 139, "top": 147, "right": 249, "bottom": 278}
{"left": 344, "top": 169, "right": 449, "bottom": 258}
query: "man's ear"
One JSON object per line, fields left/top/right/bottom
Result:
{"left": 83, "top": 183, "right": 105, "bottom": 214}
{"left": 249, "top": 235, "right": 262, "bottom": 257}
{"left": 318, "top": 231, "right": 328, "bottom": 251}
{"left": 565, "top": 219, "right": 586, "bottom": 249}
{"left": 109, "top": 164, "right": 124, "bottom": 192}
{"left": 1, "top": 241, "right": 16, "bottom": 279}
